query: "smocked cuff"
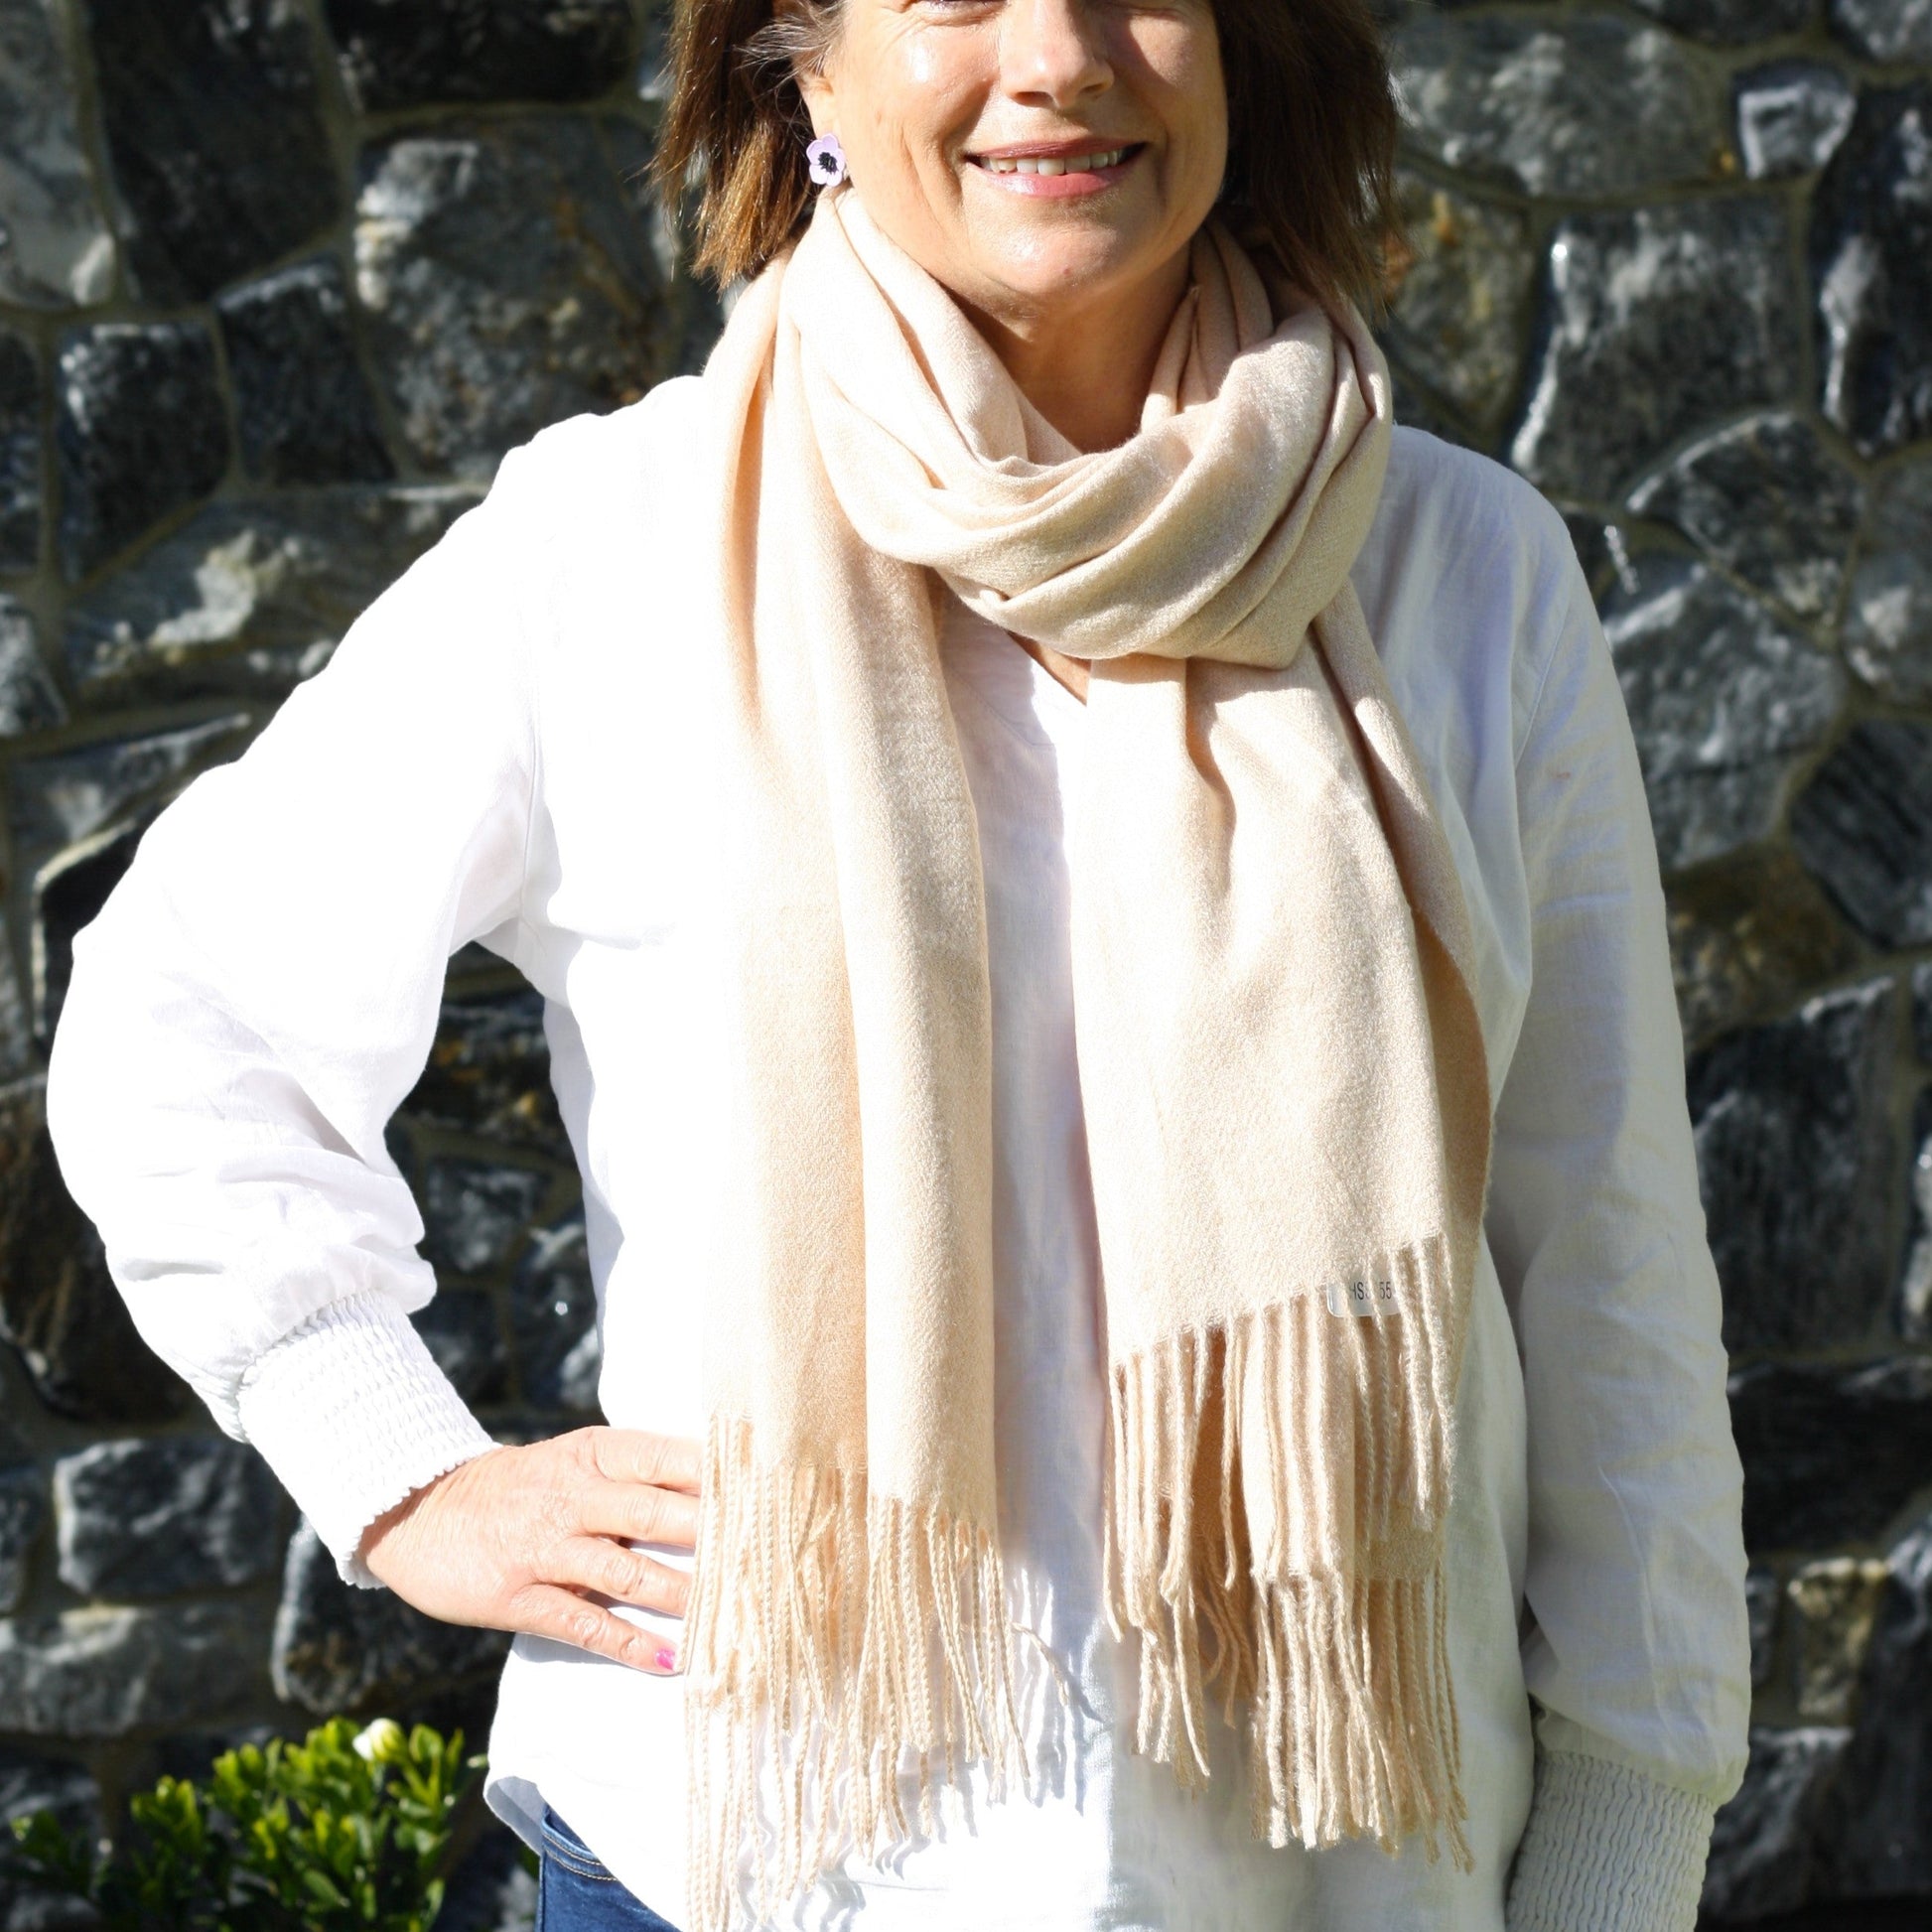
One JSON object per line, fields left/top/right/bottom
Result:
{"left": 235, "top": 1288, "right": 498, "bottom": 1588}
{"left": 1505, "top": 1745, "right": 1717, "bottom": 1932}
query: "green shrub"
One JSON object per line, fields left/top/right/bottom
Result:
{"left": 4, "top": 1716, "right": 482, "bottom": 1931}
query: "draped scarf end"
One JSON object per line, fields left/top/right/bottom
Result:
{"left": 1100, "top": 1233, "right": 1472, "bottom": 1874}
{"left": 682, "top": 1415, "right": 1036, "bottom": 1932}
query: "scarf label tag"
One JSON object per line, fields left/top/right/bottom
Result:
{"left": 1324, "top": 1276, "right": 1397, "bottom": 1318}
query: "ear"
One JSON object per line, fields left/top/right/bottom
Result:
{"left": 797, "top": 66, "right": 837, "bottom": 135}
{"left": 770, "top": 0, "right": 839, "bottom": 133}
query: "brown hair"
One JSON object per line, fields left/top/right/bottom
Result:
{"left": 649, "top": 0, "right": 1402, "bottom": 321}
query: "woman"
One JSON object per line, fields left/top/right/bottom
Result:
{"left": 46, "top": 0, "right": 1750, "bottom": 1928}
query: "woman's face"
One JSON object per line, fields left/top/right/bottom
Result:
{"left": 798, "top": 0, "right": 1228, "bottom": 328}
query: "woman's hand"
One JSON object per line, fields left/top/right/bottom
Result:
{"left": 357, "top": 1427, "right": 700, "bottom": 1674}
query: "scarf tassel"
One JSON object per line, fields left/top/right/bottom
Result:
{"left": 682, "top": 1416, "right": 1033, "bottom": 1932}
{"left": 1101, "top": 1233, "right": 1473, "bottom": 1874}
{"left": 685, "top": 1239, "right": 1469, "bottom": 1931}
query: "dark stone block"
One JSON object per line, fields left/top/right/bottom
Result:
{"left": 146, "top": 1722, "right": 282, "bottom": 1789}
{"left": 0, "top": 0, "right": 117, "bottom": 310}
{"left": 54, "top": 322, "right": 228, "bottom": 584}
{"left": 1385, "top": 365, "right": 1480, "bottom": 455}
{"left": 1811, "top": 84, "right": 1932, "bottom": 458}
{"left": 1558, "top": 510, "right": 1618, "bottom": 600}
{"left": 1749, "top": 1565, "right": 1781, "bottom": 1688}
{"left": 354, "top": 114, "right": 672, "bottom": 478}
{"left": 0, "top": 1077, "right": 193, "bottom": 1426}
{"left": 412, "top": 1291, "right": 509, "bottom": 1408}
{"left": 447, "top": 940, "right": 514, "bottom": 985}
{"left": 0, "top": 599, "right": 66, "bottom": 738}
{"left": 0, "top": 1465, "right": 46, "bottom": 1615}
{"left": 421, "top": 1159, "right": 550, "bottom": 1279}
{"left": 1381, "top": 173, "right": 1533, "bottom": 432}
{"left": 0, "top": 909, "right": 32, "bottom": 1088}
{"left": 1512, "top": 199, "right": 1801, "bottom": 501}
{"left": 384, "top": 1113, "right": 419, "bottom": 1190}
{"left": 272, "top": 1520, "right": 507, "bottom": 1713}
{"left": 633, "top": 0, "right": 671, "bottom": 108}
{"left": 402, "top": 985, "right": 570, "bottom": 1160}
{"left": 598, "top": 112, "right": 723, "bottom": 380}
{"left": 1844, "top": 455, "right": 1932, "bottom": 706}
{"left": 1390, "top": 13, "right": 1727, "bottom": 200}
{"left": 1819, "top": 1506, "right": 1932, "bottom": 1898}
{"left": 1637, "top": 772, "right": 1791, "bottom": 890}
{"left": 1734, "top": 62, "right": 1858, "bottom": 182}
{"left": 1916, "top": 961, "right": 1932, "bottom": 1063}
{"left": 1792, "top": 721, "right": 1932, "bottom": 950}
{"left": 32, "top": 813, "right": 151, "bottom": 1052}
{"left": 0, "top": 1883, "right": 97, "bottom": 1929}
{"left": 1667, "top": 851, "right": 1861, "bottom": 1051}
{"left": 0, "top": 329, "right": 39, "bottom": 572}
{"left": 1625, "top": 412, "right": 1863, "bottom": 621}
{"left": 10, "top": 713, "right": 250, "bottom": 869}
{"left": 1601, "top": 557, "right": 1844, "bottom": 875}
{"left": 1788, "top": 1555, "right": 1892, "bottom": 1724}
{"left": 1828, "top": 0, "right": 1932, "bottom": 62}
{"left": 216, "top": 257, "right": 394, "bottom": 487}
{"left": 1703, "top": 1725, "right": 1851, "bottom": 1924}
{"left": 1628, "top": 0, "right": 1815, "bottom": 40}
{"left": 510, "top": 1203, "right": 599, "bottom": 1414}
{"left": 52, "top": 1437, "right": 280, "bottom": 1599}
{"left": 0, "top": 1746, "right": 100, "bottom": 1932}
{"left": 63, "top": 487, "right": 476, "bottom": 706}
{"left": 1729, "top": 1357, "right": 1932, "bottom": 1552}
{"left": 1688, "top": 978, "right": 1894, "bottom": 1354}
{"left": 0, "top": 1600, "right": 261, "bottom": 1736}
{"left": 1713, "top": 1898, "right": 1929, "bottom": 1930}
{"left": 324, "top": 0, "right": 634, "bottom": 112}
{"left": 87, "top": 0, "right": 338, "bottom": 307}
{"left": 437, "top": 1820, "right": 538, "bottom": 1932}
{"left": 1899, "top": 1087, "right": 1932, "bottom": 1343}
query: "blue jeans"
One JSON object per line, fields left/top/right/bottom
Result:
{"left": 536, "top": 1805, "right": 683, "bottom": 1932}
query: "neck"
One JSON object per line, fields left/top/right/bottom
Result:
{"left": 965, "top": 245, "right": 1193, "bottom": 455}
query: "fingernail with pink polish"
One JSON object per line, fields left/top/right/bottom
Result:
{"left": 655, "top": 1646, "right": 678, "bottom": 1673}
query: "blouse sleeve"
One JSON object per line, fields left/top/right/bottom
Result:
{"left": 1485, "top": 559, "right": 1753, "bottom": 1929}
{"left": 45, "top": 437, "right": 562, "bottom": 1584}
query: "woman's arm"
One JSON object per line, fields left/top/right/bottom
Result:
{"left": 44, "top": 422, "right": 694, "bottom": 1669}
{"left": 47, "top": 465, "right": 534, "bottom": 1534}
{"left": 1485, "top": 559, "right": 1753, "bottom": 1932}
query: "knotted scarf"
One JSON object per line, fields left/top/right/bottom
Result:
{"left": 681, "top": 184, "right": 1493, "bottom": 1932}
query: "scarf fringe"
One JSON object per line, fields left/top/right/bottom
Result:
{"left": 682, "top": 1415, "right": 1033, "bottom": 1932}
{"left": 1102, "top": 1234, "right": 1472, "bottom": 1872}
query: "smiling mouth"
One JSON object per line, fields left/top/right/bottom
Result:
{"left": 967, "top": 143, "right": 1143, "bottom": 177}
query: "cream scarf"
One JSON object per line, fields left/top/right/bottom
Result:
{"left": 681, "top": 185, "right": 1493, "bottom": 1932}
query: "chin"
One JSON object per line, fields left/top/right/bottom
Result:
{"left": 974, "top": 230, "right": 1156, "bottom": 309}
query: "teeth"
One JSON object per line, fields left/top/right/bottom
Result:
{"left": 979, "top": 149, "right": 1126, "bottom": 176}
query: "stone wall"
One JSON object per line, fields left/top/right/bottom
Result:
{"left": 0, "top": 0, "right": 1926, "bottom": 1926}
{"left": 1377, "top": 4, "right": 1932, "bottom": 1921}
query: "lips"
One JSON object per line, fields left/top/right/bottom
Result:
{"left": 965, "top": 139, "right": 1145, "bottom": 175}
{"left": 974, "top": 146, "right": 1131, "bottom": 177}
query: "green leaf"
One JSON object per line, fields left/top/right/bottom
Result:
{"left": 11, "top": 1715, "right": 476, "bottom": 1929}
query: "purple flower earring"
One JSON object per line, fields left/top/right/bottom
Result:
{"left": 806, "top": 132, "right": 847, "bottom": 189}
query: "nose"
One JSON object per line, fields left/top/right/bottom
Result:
{"left": 1000, "top": 0, "right": 1113, "bottom": 110}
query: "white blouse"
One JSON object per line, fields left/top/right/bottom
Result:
{"left": 46, "top": 376, "right": 1751, "bottom": 1932}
